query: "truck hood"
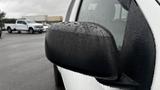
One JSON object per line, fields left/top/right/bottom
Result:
{"left": 28, "top": 23, "right": 43, "bottom": 26}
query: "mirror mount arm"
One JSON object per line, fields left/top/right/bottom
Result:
{"left": 96, "top": 73, "right": 139, "bottom": 88}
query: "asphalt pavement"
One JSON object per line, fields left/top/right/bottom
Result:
{"left": 0, "top": 31, "right": 63, "bottom": 90}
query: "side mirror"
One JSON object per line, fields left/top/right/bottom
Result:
{"left": 45, "top": 22, "right": 118, "bottom": 80}
{"left": 45, "top": 22, "right": 138, "bottom": 88}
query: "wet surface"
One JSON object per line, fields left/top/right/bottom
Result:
{"left": 0, "top": 31, "right": 64, "bottom": 90}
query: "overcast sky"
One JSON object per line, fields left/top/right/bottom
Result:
{"left": 0, "top": 0, "right": 71, "bottom": 18}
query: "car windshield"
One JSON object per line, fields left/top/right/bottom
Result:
{"left": 78, "top": 0, "right": 128, "bottom": 49}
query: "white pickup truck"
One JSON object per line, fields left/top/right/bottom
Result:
{"left": 5, "top": 19, "right": 44, "bottom": 34}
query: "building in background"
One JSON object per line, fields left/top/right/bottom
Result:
{"left": 22, "top": 15, "right": 63, "bottom": 24}
{"left": 47, "top": 16, "right": 63, "bottom": 23}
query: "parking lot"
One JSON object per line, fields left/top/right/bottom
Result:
{"left": 0, "top": 31, "right": 63, "bottom": 90}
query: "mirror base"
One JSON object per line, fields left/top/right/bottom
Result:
{"left": 96, "top": 73, "right": 139, "bottom": 88}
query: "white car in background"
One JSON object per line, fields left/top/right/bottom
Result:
{"left": 45, "top": 0, "right": 160, "bottom": 90}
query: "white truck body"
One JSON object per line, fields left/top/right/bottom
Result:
{"left": 5, "top": 24, "right": 15, "bottom": 30}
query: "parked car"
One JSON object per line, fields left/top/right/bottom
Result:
{"left": 45, "top": 0, "right": 160, "bottom": 90}
{"left": 5, "top": 19, "right": 44, "bottom": 34}
{"left": 43, "top": 23, "right": 50, "bottom": 32}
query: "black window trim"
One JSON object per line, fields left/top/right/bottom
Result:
{"left": 75, "top": 0, "right": 83, "bottom": 21}
{"left": 156, "top": 0, "right": 160, "bottom": 5}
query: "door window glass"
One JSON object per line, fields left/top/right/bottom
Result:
{"left": 17, "top": 21, "right": 23, "bottom": 24}
{"left": 22, "top": 21, "right": 26, "bottom": 25}
{"left": 78, "top": 0, "right": 128, "bottom": 48}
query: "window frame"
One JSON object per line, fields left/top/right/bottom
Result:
{"left": 75, "top": 0, "right": 83, "bottom": 21}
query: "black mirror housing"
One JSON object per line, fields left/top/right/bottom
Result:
{"left": 45, "top": 22, "right": 119, "bottom": 80}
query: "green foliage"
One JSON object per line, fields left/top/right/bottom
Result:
{"left": 0, "top": 12, "right": 5, "bottom": 19}
{"left": 0, "top": 10, "right": 6, "bottom": 29}
{"left": 3, "top": 18, "right": 17, "bottom": 23}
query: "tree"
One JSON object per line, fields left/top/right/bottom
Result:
{"left": 0, "top": 10, "right": 6, "bottom": 29}
{"left": 3, "top": 18, "right": 17, "bottom": 23}
{"left": 0, "top": 10, "right": 6, "bottom": 38}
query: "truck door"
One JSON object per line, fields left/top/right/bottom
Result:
{"left": 16, "top": 21, "right": 28, "bottom": 31}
